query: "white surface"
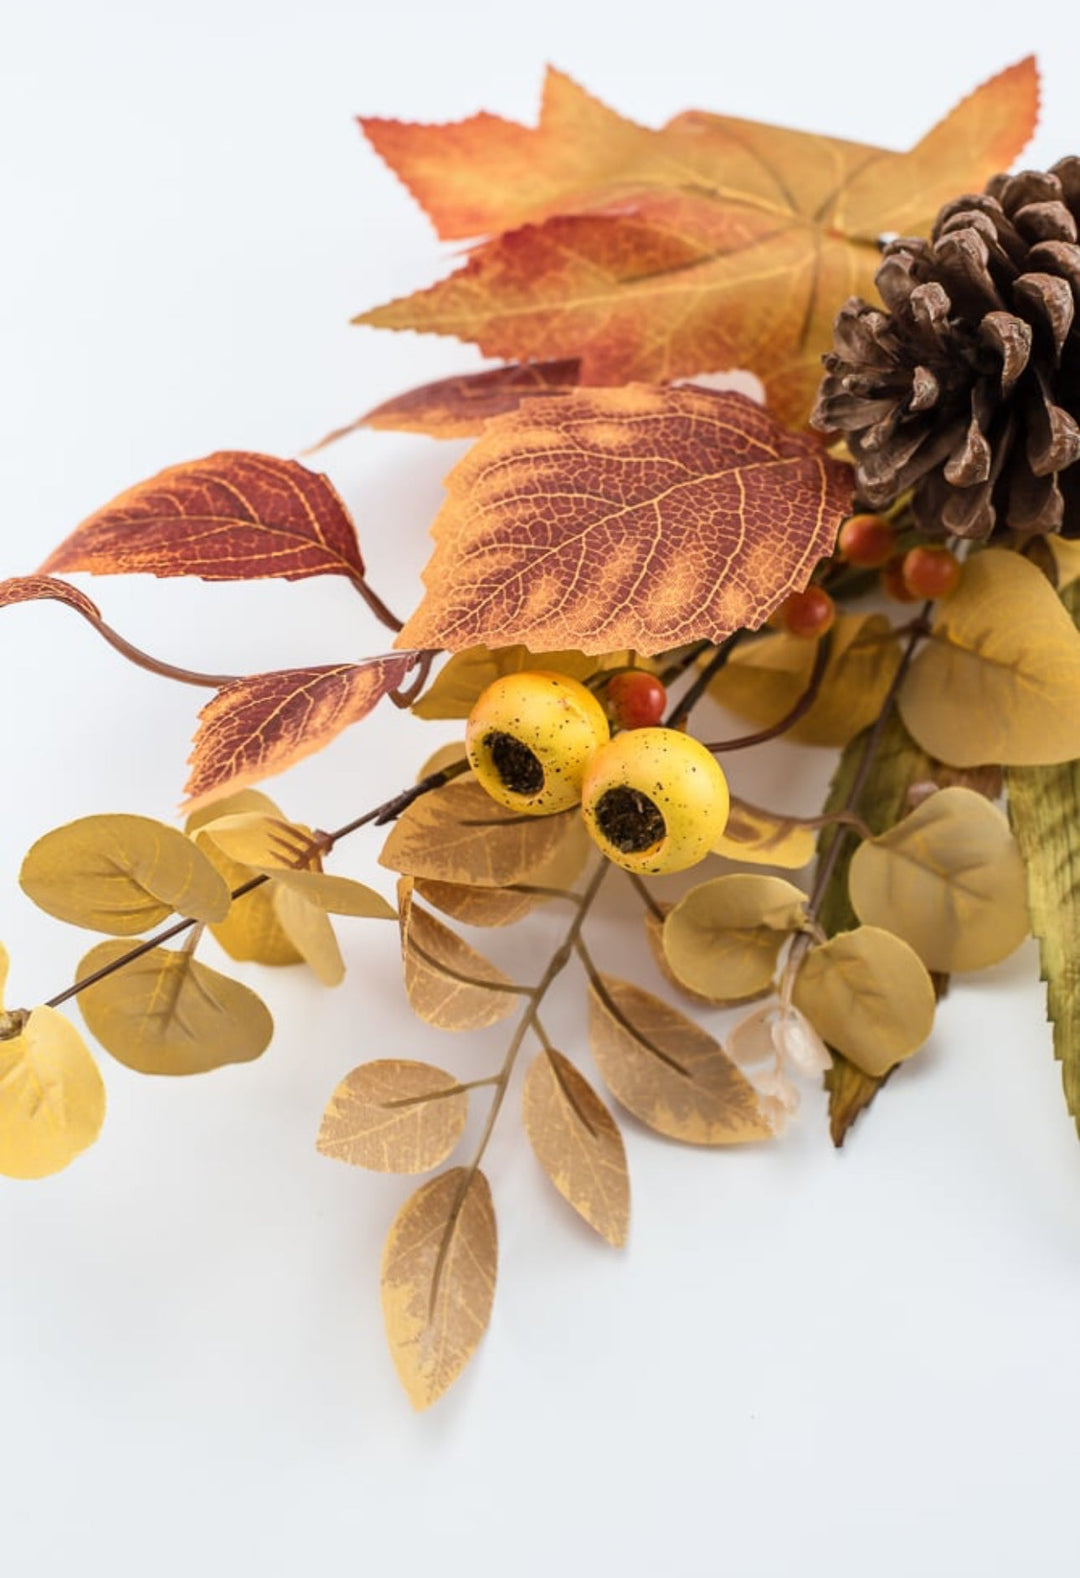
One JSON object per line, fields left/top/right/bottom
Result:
{"left": 2, "top": 4, "right": 1079, "bottom": 1575}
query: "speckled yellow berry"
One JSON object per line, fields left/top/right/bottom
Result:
{"left": 465, "top": 671, "right": 611, "bottom": 816}
{"left": 580, "top": 728, "right": 730, "bottom": 874}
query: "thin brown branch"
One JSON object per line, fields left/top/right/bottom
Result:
{"left": 704, "top": 628, "right": 833, "bottom": 753}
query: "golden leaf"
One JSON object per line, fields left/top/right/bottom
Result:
{"left": 521, "top": 1049, "right": 629, "bottom": 1246}
{"left": 200, "top": 816, "right": 396, "bottom": 918}
{"left": 791, "top": 927, "right": 935, "bottom": 1077}
{"left": 271, "top": 885, "right": 345, "bottom": 987}
{"left": 381, "top": 1167, "right": 497, "bottom": 1410}
{"left": 0, "top": 944, "right": 105, "bottom": 1179}
{"left": 662, "top": 874, "right": 808, "bottom": 1002}
{"left": 643, "top": 903, "right": 725, "bottom": 1007}
{"left": 412, "top": 644, "right": 597, "bottom": 720}
{"left": 709, "top": 615, "right": 902, "bottom": 747}
{"left": 848, "top": 786, "right": 1029, "bottom": 973}
{"left": 399, "top": 881, "right": 520, "bottom": 1031}
{"left": 899, "top": 550, "right": 1080, "bottom": 768}
{"left": 381, "top": 777, "right": 579, "bottom": 888}
{"left": 20, "top": 814, "right": 230, "bottom": 935}
{"left": 76, "top": 941, "right": 273, "bottom": 1075}
{"left": 712, "top": 797, "right": 816, "bottom": 869}
{"left": 317, "top": 1060, "right": 468, "bottom": 1173}
{"left": 588, "top": 973, "right": 774, "bottom": 1144}
{"left": 187, "top": 792, "right": 303, "bottom": 966}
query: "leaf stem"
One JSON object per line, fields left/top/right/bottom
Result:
{"left": 351, "top": 574, "right": 405, "bottom": 634}
{"left": 703, "top": 630, "right": 833, "bottom": 753}
{"left": 665, "top": 632, "right": 742, "bottom": 729}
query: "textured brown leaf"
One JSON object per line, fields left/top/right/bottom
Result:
{"left": 0, "top": 574, "right": 101, "bottom": 621}
{"left": 588, "top": 973, "right": 773, "bottom": 1144}
{"left": 522, "top": 1049, "right": 629, "bottom": 1245}
{"left": 320, "top": 361, "right": 581, "bottom": 444}
{"left": 317, "top": 1059, "right": 468, "bottom": 1173}
{"left": 42, "top": 452, "right": 368, "bottom": 588}
{"left": 381, "top": 1167, "right": 497, "bottom": 1410}
{"left": 381, "top": 777, "right": 580, "bottom": 888}
{"left": 358, "top": 63, "right": 1038, "bottom": 425}
{"left": 184, "top": 655, "right": 418, "bottom": 809}
{"left": 396, "top": 386, "right": 853, "bottom": 656}
{"left": 399, "top": 880, "right": 520, "bottom": 1031}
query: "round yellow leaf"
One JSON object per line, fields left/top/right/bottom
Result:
{"left": 663, "top": 874, "right": 808, "bottom": 1002}
{"left": 0, "top": 1005, "right": 105, "bottom": 1179}
{"left": 848, "top": 786, "right": 1029, "bottom": 972}
{"left": 791, "top": 926, "right": 935, "bottom": 1077}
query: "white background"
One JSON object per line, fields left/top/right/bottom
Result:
{"left": 2, "top": 3, "right": 1079, "bottom": 1574}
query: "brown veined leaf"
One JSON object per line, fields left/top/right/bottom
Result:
{"left": 395, "top": 386, "right": 853, "bottom": 657}
{"left": 791, "top": 927, "right": 936, "bottom": 1078}
{"left": 522, "top": 1049, "right": 629, "bottom": 1246}
{"left": 0, "top": 945, "right": 106, "bottom": 1180}
{"left": 709, "top": 614, "right": 902, "bottom": 747}
{"left": 41, "top": 452, "right": 369, "bottom": 589}
{"left": 848, "top": 786, "right": 1029, "bottom": 973}
{"left": 899, "top": 550, "right": 1080, "bottom": 768}
{"left": 184, "top": 654, "right": 419, "bottom": 810}
{"left": 317, "top": 1059, "right": 468, "bottom": 1174}
{"left": 76, "top": 941, "right": 273, "bottom": 1075}
{"left": 357, "top": 62, "right": 1038, "bottom": 426}
{"left": 588, "top": 973, "right": 774, "bottom": 1144}
{"left": 187, "top": 792, "right": 303, "bottom": 966}
{"left": 398, "top": 880, "right": 520, "bottom": 1031}
{"left": 20, "top": 814, "right": 230, "bottom": 934}
{"left": 382, "top": 1167, "right": 497, "bottom": 1410}
{"left": 0, "top": 574, "right": 102, "bottom": 621}
{"left": 712, "top": 796, "right": 816, "bottom": 869}
{"left": 662, "top": 874, "right": 808, "bottom": 1002}
{"left": 381, "top": 777, "right": 579, "bottom": 888}
{"left": 414, "top": 810, "right": 590, "bottom": 928}
{"left": 412, "top": 643, "right": 598, "bottom": 720}
{"left": 316, "top": 360, "right": 582, "bottom": 445}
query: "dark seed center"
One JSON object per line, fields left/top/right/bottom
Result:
{"left": 485, "top": 731, "right": 544, "bottom": 796}
{"left": 595, "top": 787, "right": 666, "bottom": 853}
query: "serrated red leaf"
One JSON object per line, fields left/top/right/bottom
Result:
{"left": 42, "top": 452, "right": 367, "bottom": 588}
{"left": 0, "top": 575, "right": 102, "bottom": 621}
{"left": 395, "top": 385, "right": 853, "bottom": 657}
{"left": 184, "top": 655, "right": 419, "bottom": 809}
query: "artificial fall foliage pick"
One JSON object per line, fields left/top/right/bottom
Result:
{"left": 4, "top": 56, "right": 1080, "bottom": 1410}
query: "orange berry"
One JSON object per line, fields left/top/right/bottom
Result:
{"left": 606, "top": 670, "right": 667, "bottom": 730}
{"left": 779, "top": 586, "right": 835, "bottom": 638}
{"left": 902, "top": 545, "right": 962, "bottom": 600}
{"left": 881, "top": 556, "right": 919, "bottom": 603}
{"left": 837, "top": 513, "right": 896, "bottom": 569}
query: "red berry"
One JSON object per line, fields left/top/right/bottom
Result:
{"left": 902, "top": 545, "right": 962, "bottom": 600}
{"left": 881, "top": 556, "right": 918, "bottom": 603}
{"left": 606, "top": 670, "right": 667, "bottom": 729}
{"left": 779, "top": 586, "right": 835, "bottom": 638}
{"left": 837, "top": 512, "right": 896, "bottom": 569}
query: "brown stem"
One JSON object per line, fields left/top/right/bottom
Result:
{"left": 665, "top": 632, "right": 743, "bottom": 730}
{"left": 704, "top": 630, "right": 833, "bottom": 753}
{"left": 351, "top": 574, "right": 405, "bottom": 634}
{"left": 389, "top": 650, "right": 437, "bottom": 708}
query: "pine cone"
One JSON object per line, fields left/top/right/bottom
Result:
{"left": 813, "top": 160, "right": 1080, "bottom": 539}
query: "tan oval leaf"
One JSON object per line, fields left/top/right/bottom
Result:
{"left": 588, "top": 973, "right": 773, "bottom": 1145}
{"left": 382, "top": 1167, "right": 497, "bottom": 1410}
{"left": 643, "top": 903, "right": 739, "bottom": 1007}
{"left": 20, "top": 814, "right": 230, "bottom": 934}
{"left": 414, "top": 811, "right": 590, "bottom": 928}
{"left": 709, "top": 614, "right": 902, "bottom": 747}
{"left": 271, "top": 885, "right": 345, "bottom": 987}
{"left": 187, "top": 794, "right": 302, "bottom": 966}
{"left": 899, "top": 550, "right": 1080, "bottom": 767}
{"left": 712, "top": 796, "right": 816, "bottom": 869}
{"left": 0, "top": 948, "right": 105, "bottom": 1179}
{"left": 662, "top": 874, "right": 808, "bottom": 1002}
{"left": 399, "top": 881, "right": 520, "bottom": 1031}
{"left": 522, "top": 1049, "right": 629, "bottom": 1246}
{"left": 848, "top": 786, "right": 1029, "bottom": 973}
{"left": 76, "top": 941, "right": 273, "bottom": 1075}
{"left": 317, "top": 1060, "right": 468, "bottom": 1174}
{"left": 412, "top": 643, "right": 597, "bottom": 719}
{"left": 395, "top": 386, "right": 852, "bottom": 657}
{"left": 791, "top": 927, "right": 935, "bottom": 1078}
{"left": 262, "top": 868, "right": 396, "bottom": 919}
{"left": 381, "top": 777, "right": 579, "bottom": 888}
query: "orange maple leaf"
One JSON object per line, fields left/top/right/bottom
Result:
{"left": 357, "top": 61, "right": 1038, "bottom": 427}
{"left": 395, "top": 385, "right": 853, "bottom": 657}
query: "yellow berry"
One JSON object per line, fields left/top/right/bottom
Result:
{"left": 466, "top": 671, "right": 611, "bottom": 816}
{"left": 580, "top": 728, "right": 730, "bottom": 874}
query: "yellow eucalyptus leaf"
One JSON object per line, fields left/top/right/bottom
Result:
{"left": 521, "top": 1049, "right": 629, "bottom": 1246}
{"left": 317, "top": 1059, "right": 468, "bottom": 1173}
{"left": 258, "top": 868, "right": 396, "bottom": 919}
{"left": 416, "top": 743, "right": 471, "bottom": 781}
{"left": 271, "top": 885, "right": 345, "bottom": 986}
{"left": 412, "top": 644, "right": 599, "bottom": 719}
{"left": 381, "top": 1167, "right": 497, "bottom": 1410}
{"left": 588, "top": 973, "right": 774, "bottom": 1145}
{"left": 20, "top": 814, "right": 230, "bottom": 934}
{"left": 76, "top": 941, "right": 273, "bottom": 1074}
{"left": 399, "top": 880, "right": 520, "bottom": 1031}
{"left": 662, "top": 874, "right": 808, "bottom": 1002}
{"left": 380, "top": 777, "right": 579, "bottom": 888}
{"left": 186, "top": 793, "right": 302, "bottom": 966}
{"left": 184, "top": 789, "right": 286, "bottom": 837}
{"left": 194, "top": 811, "right": 315, "bottom": 870}
{"left": 899, "top": 549, "right": 1080, "bottom": 767}
{"left": 713, "top": 796, "right": 816, "bottom": 869}
{"left": 643, "top": 903, "right": 729, "bottom": 1007}
{"left": 848, "top": 786, "right": 1029, "bottom": 972}
{"left": 708, "top": 614, "right": 902, "bottom": 746}
{"left": 791, "top": 927, "right": 935, "bottom": 1077}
